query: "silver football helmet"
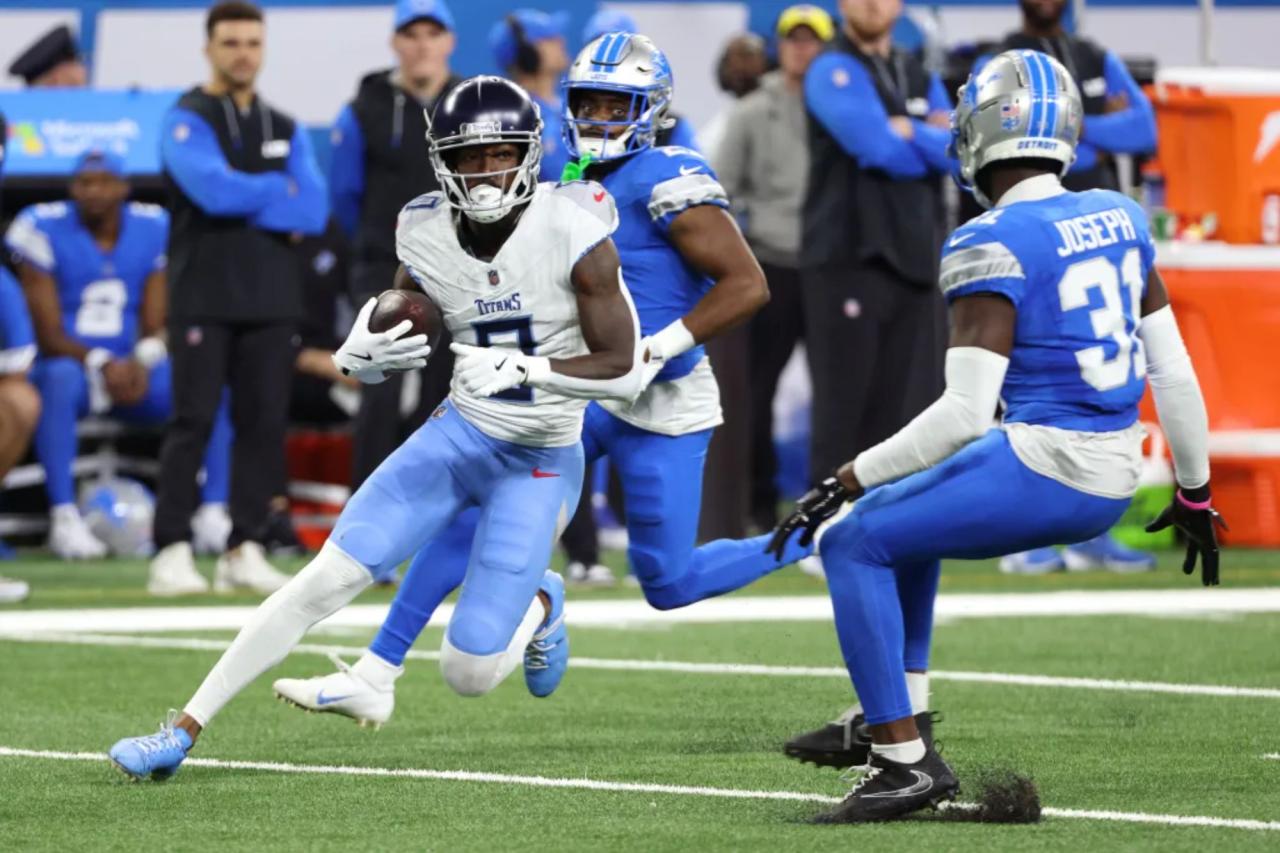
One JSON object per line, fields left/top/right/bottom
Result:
{"left": 562, "top": 32, "right": 675, "bottom": 162}
{"left": 952, "top": 50, "right": 1083, "bottom": 208}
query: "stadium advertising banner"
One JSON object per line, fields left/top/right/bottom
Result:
{"left": 0, "top": 89, "right": 177, "bottom": 176}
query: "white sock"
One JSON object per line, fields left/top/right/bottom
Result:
{"left": 184, "top": 542, "right": 372, "bottom": 726}
{"left": 352, "top": 651, "right": 404, "bottom": 690}
{"left": 438, "top": 598, "right": 545, "bottom": 697}
{"left": 872, "top": 737, "right": 926, "bottom": 765}
{"left": 51, "top": 504, "right": 81, "bottom": 523}
{"left": 906, "top": 672, "right": 930, "bottom": 715}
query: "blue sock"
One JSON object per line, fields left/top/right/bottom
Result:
{"left": 368, "top": 508, "right": 475, "bottom": 666}
{"left": 820, "top": 523, "right": 912, "bottom": 726}
{"left": 899, "top": 559, "right": 941, "bottom": 672}
{"left": 30, "top": 358, "right": 86, "bottom": 507}
{"left": 641, "top": 532, "right": 809, "bottom": 610}
{"left": 200, "top": 391, "right": 232, "bottom": 504}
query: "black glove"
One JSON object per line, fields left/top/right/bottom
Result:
{"left": 1145, "top": 488, "right": 1228, "bottom": 586}
{"left": 766, "top": 477, "right": 854, "bottom": 561}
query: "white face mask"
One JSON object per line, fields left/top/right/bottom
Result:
{"left": 462, "top": 183, "right": 511, "bottom": 224}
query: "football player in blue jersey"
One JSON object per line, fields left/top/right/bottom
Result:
{"left": 5, "top": 150, "right": 233, "bottom": 577}
{"left": 271, "top": 34, "right": 818, "bottom": 726}
{"left": 770, "top": 50, "right": 1225, "bottom": 822}
{"left": 0, "top": 246, "right": 41, "bottom": 600}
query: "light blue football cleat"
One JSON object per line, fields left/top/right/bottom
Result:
{"left": 108, "top": 710, "right": 193, "bottom": 781}
{"left": 1063, "top": 533, "right": 1157, "bottom": 573}
{"left": 999, "top": 547, "right": 1065, "bottom": 575}
{"left": 524, "top": 570, "right": 569, "bottom": 698}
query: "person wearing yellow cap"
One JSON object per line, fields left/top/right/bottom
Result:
{"left": 712, "top": 4, "right": 833, "bottom": 534}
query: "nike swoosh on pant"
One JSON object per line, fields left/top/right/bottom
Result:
{"left": 863, "top": 770, "right": 934, "bottom": 798}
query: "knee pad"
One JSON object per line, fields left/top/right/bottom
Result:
{"left": 639, "top": 579, "right": 691, "bottom": 612}
{"left": 330, "top": 520, "right": 395, "bottom": 575}
{"left": 273, "top": 541, "right": 374, "bottom": 620}
{"left": 438, "top": 634, "right": 504, "bottom": 697}
{"left": 444, "top": 598, "right": 516, "bottom": 658}
{"left": 820, "top": 510, "right": 881, "bottom": 566}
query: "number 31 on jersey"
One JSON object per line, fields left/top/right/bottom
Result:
{"left": 1057, "top": 248, "right": 1146, "bottom": 392}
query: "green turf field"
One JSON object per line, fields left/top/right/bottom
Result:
{"left": 1, "top": 550, "right": 1278, "bottom": 851}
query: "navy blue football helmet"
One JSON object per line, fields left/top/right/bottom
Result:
{"left": 427, "top": 75, "right": 544, "bottom": 222}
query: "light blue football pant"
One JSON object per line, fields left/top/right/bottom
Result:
{"left": 30, "top": 356, "right": 231, "bottom": 506}
{"left": 332, "top": 402, "right": 583, "bottom": 658}
{"left": 368, "top": 401, "right": 811, "bottom": 666}
{"left": 821, "top": 429, "right": 1131, "bottom": 725}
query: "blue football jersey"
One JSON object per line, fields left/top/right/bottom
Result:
{"left": 4, "top": 201, "right": 169, "bottom": 356}
{"left": 939, "top": 187, "right": 1154, "bottom": 432}
{"left": 0, "top": 267, "right": 36, "bottom": 375}
{"left": 595, "top": 145, "right": 729, "bottom": 381}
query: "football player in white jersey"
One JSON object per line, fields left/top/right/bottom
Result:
{"left": 107, "top": 76, "right": 646, "bottom": 781}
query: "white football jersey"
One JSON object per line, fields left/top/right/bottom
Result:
{"left": 395, "top": 181, "right": 618, "bottom": 447}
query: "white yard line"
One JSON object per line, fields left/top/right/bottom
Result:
{"left": 1264, "top": 754, "right": 1280, "bottom": 761}
{"left": 1, "top": 746, "right": 1277, "bottom": 832}
{"left": 4, "top": 588, "right": 1280, "bottom": 635}
{"left": 5, "top": 631, "right": 1279, "bottom": 701}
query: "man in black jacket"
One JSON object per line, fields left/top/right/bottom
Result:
{"left": 151, "top": 0, "right": 327, "bottom": 596}
{"left": 329, "top": 0, "right": 462, "bottom": 489}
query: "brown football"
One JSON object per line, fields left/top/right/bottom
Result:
{"left": 368, "top": 289, "right": 445, "bottom": 352}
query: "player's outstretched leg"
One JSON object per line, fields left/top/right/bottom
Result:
{"left": 272, "top": 513, "right": 475, "bottom": 727}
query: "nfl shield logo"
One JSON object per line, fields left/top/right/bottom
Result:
{"left": 488, "top": 269, "right": 500, "bottom": 286}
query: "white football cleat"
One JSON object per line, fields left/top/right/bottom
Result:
{"left": 191, "top": 503, "right": 232, "bottom": 556}
{"left": 147, "top": 542, "right": 210, "bottom": 596}
{"left": 214, "top": 541, "right": 290, "bottom": 594}
{"left": 566, "top": 561, "right": 616, "bottom": 588}
{"left": 49, "top": 505, "right": 109, "bottom": 560}
{"left": 0, "top": 575, "right": 30, "bottom": 604}
{"left": 273, "top": 653, "right": 398, "bottom": 728}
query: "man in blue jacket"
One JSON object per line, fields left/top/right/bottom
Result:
{"left": 152, "top": 0, "right": 327, "bottom": 595}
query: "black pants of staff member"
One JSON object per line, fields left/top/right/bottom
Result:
{"left": 700, "top": 322, "right": 752, "bottom": 542}
{"left": 349, "top": 269, "right": 455, "bottom": 490}
{"left": 749, "top": 261, "right": 805, "bottom": 531}
{"left": 801, "top": 261, "right": 946, "bottom": 484}
{"left": 154, "top": 320, "right": 295, "bottom": 549}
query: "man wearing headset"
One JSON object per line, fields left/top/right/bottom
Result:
{"left": 490, "top": 9, "right": 573, "bottom": 181}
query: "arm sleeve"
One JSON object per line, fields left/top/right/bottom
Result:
{"left": 804, "top": 54, "right": 928, "bottom": 179}
{"left": 853, "top": 346, "right": 1009, "bottom": 488}
{"left": 4, "top": 209, "right": 57, "bottom": 273}
{"left": 1080, "top": 52, "right": 1157, "bottom": 155}
{"left": 646, "top": 153, "right": 730, "bottom": 234}
{"left": 328, "top": 105, "right": 365, "bottom": 238}
{"left": 1139, "top": 305, "right": 1210, "bottom": 489}
{"left": 251, "top": 125, "right": 330, "bottom": 235}
{"left": 938, "top": 238, "right": 1026, "bottom": 306}
{"left": 161, "top": 109, "right": 291, "bottom": 217}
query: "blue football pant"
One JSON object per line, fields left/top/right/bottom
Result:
{"left": 821, "top": 430, "right": 1131, "bottom": 725}
{"left": 30, "top": 356, "right": 231, "bottom": 507}
{"left": 369, "top": 401, "right": 811, "bottom": 666}
{"left": 332, "top": 403, "right": 582, "bottom": 658}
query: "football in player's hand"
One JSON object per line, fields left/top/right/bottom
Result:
{"left": 369, "top": 289, "right": 445, "bottom": 352}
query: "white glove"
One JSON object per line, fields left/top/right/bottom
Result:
{"left": 634, "top": 319, "right": 695, "bottom": 399}
{"left": 450, "top": 342, "right": 542, "bottom": 398}
{"left": 332, "top": 297, "right": 432, "bottom": 385}
{"left": 635, "top": 336, "right": 665, "bottom": 398}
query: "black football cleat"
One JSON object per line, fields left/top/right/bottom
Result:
{"left": 811, "top": 747, "right": 959, "bottom": 824}
{"left": 785, "top": 709, "right": 936, "bottom": 769}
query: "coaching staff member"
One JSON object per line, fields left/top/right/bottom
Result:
{"left": 151, "top": 1, "right": 327, "bottom": 592}
{"left": 329, "top": 0, "right": 462, "bottom": 489}
{"left": 801, "top": 0, "right": 952, "bottom": 483}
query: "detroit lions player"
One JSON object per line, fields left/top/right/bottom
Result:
{"left": 769, "top": 51, "right": 1224, "bottom": 822}
{"left": 4, "top": 150, "right": 233, "bottom": 573}
{"left": 271, "top": 34, "right": 818, "bottom": 728}
{"left": 107, "top": 76, "right": 645, "bottom": 779}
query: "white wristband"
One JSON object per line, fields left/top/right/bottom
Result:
{"left": 133, "top": 336, "right": 167, "bottom": 369}
{"left": 84, "top": 347, "right": 114, "bottom": 375}
{"left": 651, "top": 319, "right": 696, "bottom": 361}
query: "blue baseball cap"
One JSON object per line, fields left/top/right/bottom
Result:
{"left": 394, "top": 0, "right": 455, "bottom": 33}
{"left": 582, "top": 9, "right": 638, "bottom": 45}
{"left": 74, "top": 148, "right": 126, "bottom": 178}
{"left": 490, "top": 9, "right": 569, "bottom": 69}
